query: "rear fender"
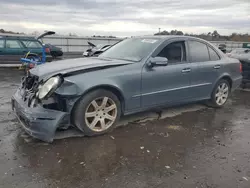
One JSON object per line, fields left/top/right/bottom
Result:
{"left": 212, "top": 73, "right": 232, "bottom": 90}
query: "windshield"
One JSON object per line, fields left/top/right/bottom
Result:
{"left": 99, "top": 38, "right": 160, "bottom": 62}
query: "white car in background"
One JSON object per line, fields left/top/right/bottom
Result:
{"left": 227, "top": 48, "right": 250, "bottom": 60}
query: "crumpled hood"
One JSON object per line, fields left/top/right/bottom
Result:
{"left": 30, "top": 57, "right": 133, "bottom": 80}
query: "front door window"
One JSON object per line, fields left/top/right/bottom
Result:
{"left": 156, "top": 41, "right": 187, "bottom": 64}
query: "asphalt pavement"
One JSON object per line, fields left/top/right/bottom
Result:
{"left": 0, "top": 68, "right": 250, "bottom": 188}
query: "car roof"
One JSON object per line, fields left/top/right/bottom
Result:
{"left": 133, "top": 35, "right": 226, "bottom": 57}
{"left": 232, "top": 48, "right": 247, "bottom": 50}
{"left": 132, "top": 35, "right": 211, "bottom": 42}
{"left": 0, "top": 35, "right": 37, "bottom": 40}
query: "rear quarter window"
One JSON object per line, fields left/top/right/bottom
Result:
{"left": 22, "top": 40, "right": 42, "bottom": 48}
{"left": 208, "top": 46, "right": 220, "bottom": 61}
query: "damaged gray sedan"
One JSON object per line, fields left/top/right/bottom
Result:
{"left": 12, "top": 36, "right": 242, "bottom": 142}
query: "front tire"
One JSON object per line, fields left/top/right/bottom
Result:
{"left": 207, "top": 79, "right": 230, "bottom": 108}
{"left": 73, "top": 89, "right": 121, "bottom": 136}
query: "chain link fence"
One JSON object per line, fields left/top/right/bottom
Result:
{"left": 42, "top": 36, "right": 245, "bottom": 53}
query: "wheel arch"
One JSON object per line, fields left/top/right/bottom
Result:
{"left": 71, "top": 84, "right": 125, "bottom": 117}
{"left": 210, "top": 74, "right": 233, "bottom": 98}
{"left": 218, "top": 75, "right": 233, "bottom": 89}
{"left": 84, "top": 85, "right": 125, "bottom": 111}
{"left": 207, "top": 74, "right": 232, "bottom": 108}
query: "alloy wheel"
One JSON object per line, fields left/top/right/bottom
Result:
{"left": 215, "top": 83, "right": 229, "bottom": 106}
{"left": 85, "top": 97, "right": 117, "bottom": 132}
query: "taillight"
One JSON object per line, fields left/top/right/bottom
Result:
{"left": 45, "top": 48, "right": 50, "bottom": 53}
{"left": 240, "top": 63, "right": 242, "bottom": 73}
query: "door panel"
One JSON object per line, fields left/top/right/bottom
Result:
{"left": 141, "top": 40, "right": 192, "bottom": 107}
{"left": 141, "top": 63, "right": 191, "bottom": 107}
{"left": 188, "top": 61, "right": 219, "bottom": 99}
{"left": 187, "top": 40, "right": 220, "bottom": 99}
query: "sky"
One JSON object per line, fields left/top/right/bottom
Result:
{"left": 0, "top": 0, "right": 249, "bottom": 37}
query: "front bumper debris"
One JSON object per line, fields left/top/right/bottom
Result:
{"left": 12, "top": 88, "right": 69, "bottom": 142}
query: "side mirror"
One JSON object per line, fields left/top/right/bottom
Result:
{"left": 147, "top": 57, "right": 168, "bottom": 67}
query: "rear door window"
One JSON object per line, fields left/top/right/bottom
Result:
{"left": 188, "top": 40, "right": 210, "bottom": 62}
{"left": 22, "top": 40, "right": 42, "bottom": 48}
{"left": 6, "top": 40, "right": 23, "bottom": 48}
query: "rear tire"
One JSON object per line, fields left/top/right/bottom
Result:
{"left": 207, "top": 79, "right": 230, "bottom": 108}
{"left": 73, "top": 89, "right": 121, "bottom": 136}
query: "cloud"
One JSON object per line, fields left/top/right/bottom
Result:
{"left": 0, "top": 0, "right": 249, "bottom": 36}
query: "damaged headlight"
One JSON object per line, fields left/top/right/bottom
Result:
{"left": 38, "top": 76, "right": 61, "bottom": 100}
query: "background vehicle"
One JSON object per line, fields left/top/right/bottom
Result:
{"left": 12, "top": 36, "right": 242, "bottom": 142}
{"left": 227, "top": 48, "right": 250, "bottom": 88}
{"left": 83, "top": 42, "right": 111, "bottom": 57}
{"left": 37, "top": 32, "right": 63, "bottom": 58}
{"left": 227, "top": 48, "right": 250, "bottom": 58}
{"left": 0, "top": 35, "right": 52, "bottom": 64}
{"left": 44, "top": 44, "right": 63, "bottom": 58}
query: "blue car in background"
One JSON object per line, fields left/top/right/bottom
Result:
{"left": 12, "top": 35, "right": 242, "bottom": 142}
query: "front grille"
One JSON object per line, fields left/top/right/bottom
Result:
{"left": 21, "top": 74, "right": 39, "bottom": 104}
{"left": 21, "top": 74, "right": 39, "bottom": 91}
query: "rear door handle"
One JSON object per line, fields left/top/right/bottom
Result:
{"left": 214, "top": 65, "right": 221, "bottom": 69}
{"left": 182, "top": 68, "right": 191, "bottom": 73}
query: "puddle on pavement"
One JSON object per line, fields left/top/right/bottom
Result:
{"left": 166, "top": 125, "right": 184, "bottom": 131}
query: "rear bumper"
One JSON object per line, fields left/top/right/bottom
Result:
{"left": 11, "top": 89, "right": 69, "bottom": 142}
{"left": 51, "top": 51, "right": 63, "bottom": 57}
{"left": 242, "top": 72, "right": 250, "bottom": 83}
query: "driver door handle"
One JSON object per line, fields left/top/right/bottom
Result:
{"left": 214, "top": 65, "right": 221, "bottom": 69}
{"left": 182, "top": 68, "right": 191, "bottom": 73}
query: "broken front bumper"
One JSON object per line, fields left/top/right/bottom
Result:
{"left": 11, "top": 88, "right": 70, "bottom": 142}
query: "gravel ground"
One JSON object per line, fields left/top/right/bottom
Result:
{"left": 0, "top": 68, "right": 250, "bottom": 188}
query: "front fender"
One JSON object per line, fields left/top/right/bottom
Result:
{"left": 55, "top": 77, "right": 123, "bottom": 97}
{"left": 55, "top": 79, "right": 83, "bottom": 96}
{"left": 55, "top": 76, "right": 125, "bottom": 115}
